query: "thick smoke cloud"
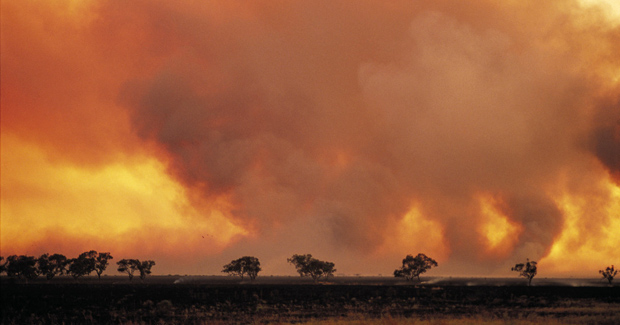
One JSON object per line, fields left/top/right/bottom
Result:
{"left": 114, "top": 0, "right": 620, "bottom": 274}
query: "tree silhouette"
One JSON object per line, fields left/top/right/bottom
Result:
{"left": 117, "top": 259, "right": 139, "bottom": 280}
{"left": 393, "top": 253, "right": 438, "bottom": 282}
{"left": 37, "top": 254, "right": 68, "bottom": 280}
{"left": 0, "top": 256, "right": 7, "bottom": 275}
{"left": 6, "top": 255, "right": 38, "bottom": 281}
{"left": 136, "top": 260, "right": 156, "bottom": 280}
{"left": 117, "top": 259, "right": 155, "bottom": 281}
{"left": 222, "top": 256, "right": 262, "bottom": 281}
{"left": 287, "top": 254, "right": 336, "bottom": 283}
{"left": 600, "top": 265, "right": 617, "bottom": 285}
{"left": 68, "top": 251, "right": 98, "bottom": 279}
{"left": 511, "top": 259, "right": 537, "bottom": 286}
{"left": 94, "top": 252, "right": 113, "bottom": 280}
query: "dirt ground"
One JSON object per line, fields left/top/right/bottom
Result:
{"left": 1, "top": 276, "right": 618, "bottom": 324}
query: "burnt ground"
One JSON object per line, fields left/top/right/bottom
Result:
{"left": 1, "top": 276, "right": 619, "bottom": 324}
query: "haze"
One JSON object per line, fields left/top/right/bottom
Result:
{"left": 1, "top": 0, "right": 619, "bottom": 277}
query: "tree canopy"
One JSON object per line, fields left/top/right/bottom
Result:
{"left": 511, "top": 259, "right": 537, "bottom": 286}
{"left": 37, "top": 254, "right": 68, "bottom": 280}
{"left": 222, "top": 256, "right": 262, "bottom": 280}
{"left": 94, "top": 252, "right": 113, "bottom": 279}
{"left": 5, "top": 255, "right": 38, "bottom": 280}
{"left": 117, "top": 259, "right": 155, "bottom": 281}
{"left": 393, "top": 253, "right": 438, "bottom": 282}
{"left": 287, "top": 254, "right": 336, "bottom": 283}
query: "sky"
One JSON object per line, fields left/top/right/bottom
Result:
{"left": 1, "top": 0, "right": 619, "bottom": 277}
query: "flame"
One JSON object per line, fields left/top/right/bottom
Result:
{"left": 378, "top": 205, "right": 449, "bottom": 261}
{"left": 0, "top": 133, "right": 248, "bottom": 258}
{"left": 477, "top": 194, "right": 523, "bottom": 258}
{"left": 541, "top": 176, "right": 620, "bottom": 276}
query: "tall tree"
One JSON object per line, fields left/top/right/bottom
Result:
{"left": 511, "top": 259, "right": 537, "bottom": 286}
{"left": 393, "top": 253, "right": 438, "bottom": 282}
{"left": 222, "top": 256, "right": 261, "bottom": 281}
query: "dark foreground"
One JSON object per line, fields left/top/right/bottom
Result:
{"left": 1, "top": 276, "right": 619, "bottom": 324}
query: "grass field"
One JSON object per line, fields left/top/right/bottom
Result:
{"left": 1, "top": 276, "right": 618, "bottom": 324}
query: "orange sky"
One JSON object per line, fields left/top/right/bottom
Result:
{"left": 1, "top": 0, "right": 619, "bottom": 277}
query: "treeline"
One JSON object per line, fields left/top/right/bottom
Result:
{"left": 0, "top": 251, "right": 155, "bottom": 281}
{"left": 2, "top": 252, "right": 616, "bottom": 286}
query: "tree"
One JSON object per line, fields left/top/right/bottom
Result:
{"left": 37, "top": 254, "right": 67, "bottom": 280}
{"left": 94, "top": 252, "right": 113, "bottom": 280}
{"left": 287, "top": 254, "right": 336, "bottom": 283}
{"left": 0, "top": 256, "right": 7, "bottom": 275}
{"left": 511, "top": 258, "right": 537, "bottom": 286}
{"left": 600, "top": 265, "right": 617, "bottom": 285}
{"left": 136, "top": 260, "right": 156, "bottom": 280}
{"left": 117, "top": 259, "right": 156, "bottom": 281}
{"left": 117, "top": 259, "right": 139, "bottom": 280}
{"left": 393, "top": 253, "right": 438, "bottom": 282}
{"left": 222, "top": 256, "right": 262, "bottom": 281}
{"left": 68, "top": 251, "right": 98, "bottom": 279}
{"left": 6, "top": 255, "right": 38, "bottom": 280}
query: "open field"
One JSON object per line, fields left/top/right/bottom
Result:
{"left": 1, "top": 276, "right": 619, "bottom": 324}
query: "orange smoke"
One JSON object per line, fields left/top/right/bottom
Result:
{"left": 540, "top": 174, "right": 620, "bottom": 276}
{"left": 477, "top": 194, "right": 523, "bottom": 259}
{"left": 2, "top": 0, "right": 619, "bottom": 276}
{"left": 0, "top": 134, "right": 247, "bottom": 273}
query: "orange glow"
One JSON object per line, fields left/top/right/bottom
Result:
{"left": 0, "top": 134, "right": 248, "bottom": 260}
{"left": 378, "top": 205, "right": 449, "bottom": 262}
{"left": 477, "top": 195, "right": 522, "bottom": 257}
{"left": 541, "top": 177, "right": 620, "bottom": 276}
{"left": 2, "top": 0, "right": 620, "bottom": 277}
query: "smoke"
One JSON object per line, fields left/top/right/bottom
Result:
{"left": 113, "top": 0, "right": 620, "bottom": 274}
{"left": 4, "top": 0, "right": 618, "bottom": 276}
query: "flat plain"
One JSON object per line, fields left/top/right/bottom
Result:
{"left": 1, "top": 276, "right": 619, "bottom": 324}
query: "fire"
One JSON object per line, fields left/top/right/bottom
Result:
{"left": 477, "top": 194, "right": 522, "bottom": 257}
{"left": 0, "top": 134, "right": 248, "bottom": 257}
{"left": 541, "top": 176, "right": 620, "bottom": 276}
{"left": 378, "top": 205, "right": 449, "bottom": 261}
